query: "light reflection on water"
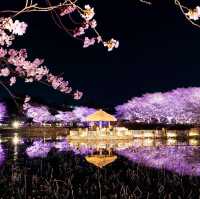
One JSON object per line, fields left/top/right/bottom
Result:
{"left": 1, "top": 131, "right": 200, "bottom": 175}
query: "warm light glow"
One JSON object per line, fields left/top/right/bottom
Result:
{"left": 189, "top": 139, "right": 199, "bottom": 146}
{"left": 143, "top": 132, "right": 154, "bottom": 138}
{"left": 189, "top": 131, "right": 199, "bottom": 137}
{"left": 12, "top": 136, "right": 20, "bottom": 145}
{"left": 143, "top": 138, "right": 154, "bottom": 146}
{"left": 166, "top": 138, "right": 177, "bottom": 145}
{"left": 166, "top": 132, "right": 177, "bottom": 138}
{"left": 12, "top": 121, "right": 20, "bottom": 129}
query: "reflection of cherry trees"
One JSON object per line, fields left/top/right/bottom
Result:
{"left": 117, "top": 145, "right": 200, "bottom": 176}
{"left": 0, "top": 102, "right": 6, "bottom": 122}
{"left": 26, "top": 139, "right": 94, "bottom": 158}
{"left": 116, "top": 87, "right": 200, "bottom": 125}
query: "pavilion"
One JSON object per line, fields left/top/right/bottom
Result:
{"left": 85, "top": 109, "right": 117, "bottom": 128}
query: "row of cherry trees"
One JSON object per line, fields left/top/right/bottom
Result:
{"left": 23, "top": 98, "right": 95, "bottom": 123}
{"left": 116, "top": 87, "right": 200, "bottom": 125}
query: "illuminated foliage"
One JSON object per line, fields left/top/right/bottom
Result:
{"left": 116, "top": 87, "right": 200, "bottom": 124}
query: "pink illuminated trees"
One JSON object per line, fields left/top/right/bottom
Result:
{"left": 25, "top": 105, "right": 54, "bottom": 123}
{"left": 116, "top": 87, "right": 200, "bottom": 125}
{"left": 54, "top": 106, "right": 96, "bottom": 123}
{"left": 23, "top": 96, "right": 95, "bottom": 124}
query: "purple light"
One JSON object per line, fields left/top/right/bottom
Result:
{"left": 25, "top": 105, "right": 95, "bottom": 124}
{"left": 26, "top": 140, "right": 52, "bottom": 158}
{"left": 26, "top": 139, "right": 94, "bottom": 158}
{"left": 116, "top": 87, "right": 200, "bottom": 124}
{"left": 25, "top": 105, "right": 54, "bottom": 123}
{"left": 117, "top": 146, "right": 200, "bottom": 176}
{"left": 0, "top": 102, "right": 6, "bottom": 122}
{"left": 0, "top": 145, "right": 5, "bottom": 166}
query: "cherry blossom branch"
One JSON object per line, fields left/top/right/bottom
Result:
{"left": 139, "top": 0, "right": 152, "bottom": 6}
{"left": 174, "top": 0, "right": 200, "bottom": 29}
{"left": 0, "top": 0, "right": 119, "bottom": 51}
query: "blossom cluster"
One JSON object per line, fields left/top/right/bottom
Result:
{"left": 59, "top": 4, "right": 119, "bottom": 51}
{"left": 0, "top": 17, "right": 82, "bottom": 100}
{"left": 186, "top": 6, "right": 200, "bottom": 21}
{"left": 116, "top": 87, "right": 200, "bottom": 124}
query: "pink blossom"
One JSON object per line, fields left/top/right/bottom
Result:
{"left": 24, "top": 95, "right": 31, "bottom": 103}
{"left": 83, "top": 37, "right": 96, "bottom": 48}
{"left": 8, "top": 49, "right": 18, "bottom": 57}
{"left": 0, "top": 68, "right": 10, "bottom": 77}
{"left": 0, "top": 30, "right": 14, "bottom": 47}
{"left": 81, "top": 5, "right": 95, "bottom": 21}
{"left": 74, "top": 90, "right": 83, "bottom": 100}
{"left": 11, "top": 20, "right": 27, "bottom": 36}
{"left": 60, "top": 5, "right": 76, "bottom": 16}
{"left": 73, "top": 27, "right": 85, "bottom": 37}
{"left": 0, "top": 48, "right": 7, "bottom": 58}
{"left": 9, "top": 76, "right": 16, "bottom": 86}
{"left": 97, "top": 36, "right": 102, "bottom": 43}
{"left": 89, "top": 19, "right": 97, "bottom": 28}
{"left": 104, "top": 38, "right": 119, "bottom": 51}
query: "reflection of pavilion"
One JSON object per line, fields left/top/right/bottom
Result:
{"left": 85, "top": 155, "right": 117, "bottom": 168}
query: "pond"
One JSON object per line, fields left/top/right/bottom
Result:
{"left": 0, "top": 130, "right": 200, "bottom": 198}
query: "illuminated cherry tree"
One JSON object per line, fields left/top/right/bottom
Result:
{"left": 72, "top": 106, "right": 96, "bottom": 122}
{"left": 24, "top": 97, "right": 95, "bottom": 123}
{"left": 54, "top": 106, "right": 96, "bottom": 123}
{"left": 23, "top": 98, "right": 54, "bottom": 123}
{"left": 116, "top": 87, "right": 200, "bottom": 125}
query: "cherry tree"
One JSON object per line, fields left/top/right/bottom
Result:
{"left": 0, "top": 0, "right": 120, "bottom": 105}
{"left": 116, "top": 87, "right": 200, "bottom": 125}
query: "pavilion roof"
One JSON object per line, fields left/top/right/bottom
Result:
{"left": 85, "top": 109, "right": 117, "bottom": 122}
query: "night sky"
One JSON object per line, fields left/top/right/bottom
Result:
{"left": 1, "top": 0, "right": 200, "bottom": 109}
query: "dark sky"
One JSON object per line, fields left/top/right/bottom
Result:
{"left": 1, "top": 0, "right": 200, "bottom": 108}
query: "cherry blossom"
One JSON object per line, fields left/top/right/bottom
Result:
{"left": 9, "top": 77, "right": 16, "bottom": 86}
{"left": 60, "top": 5, "right": 76, "bottom": 16}
{"left": 0, "top": 48, "right": 7, "bottom": 58}
{"left": 0, "top": 68, "right": 10, "bottom": 77}
{"left": 104, "top": 39, "right": 119, "bottom": 51}
{"left": 12, "top": 20, "right": 28, "bottom": 36}
{"left": 83, "top": 37, "right": 96, "bottom": 48}
{"left": 81, "top": 5, "right": 95, "bottom": 21}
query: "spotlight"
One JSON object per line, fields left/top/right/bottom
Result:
{"left": 12, "top": 121, "right": 20, "bottom": 129}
